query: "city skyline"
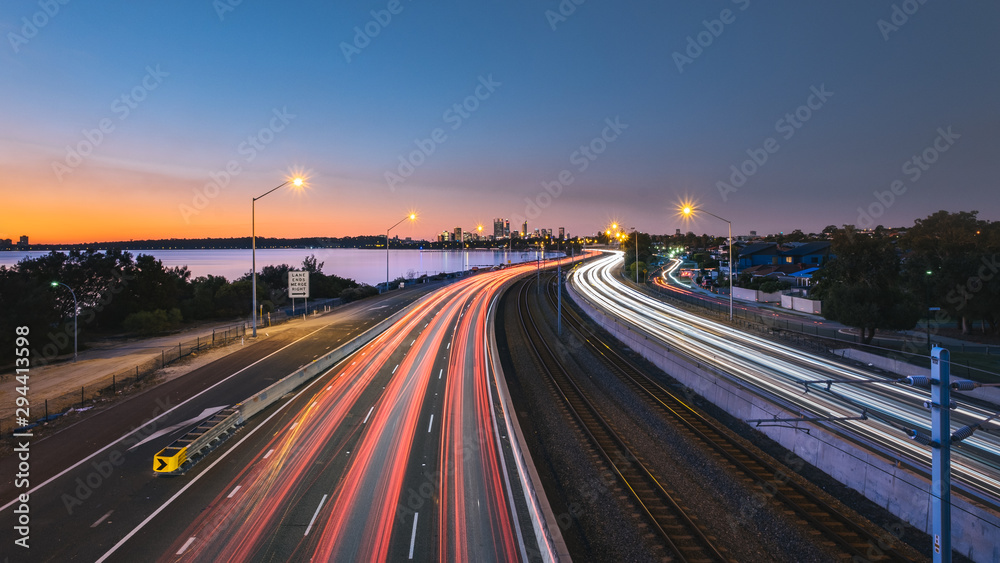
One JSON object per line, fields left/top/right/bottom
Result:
{"left": 2, "top": 2, "right": 997, "bottom": 244}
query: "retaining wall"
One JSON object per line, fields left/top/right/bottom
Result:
{"left": 567, "top": 282, "right": 1000, "bottom": 563}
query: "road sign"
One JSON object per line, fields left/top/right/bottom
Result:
{"left": 289, "top": 270, "right": 310, "bottom": 298}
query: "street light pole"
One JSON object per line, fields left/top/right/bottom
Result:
{"left": 252, "top": 177, "right": 303, "bottom": 338}
{"left": 926, "top": 270, "right": 934, "bottom": 351}
{"left": 50, "top": 281, "right": 78, "bottom": 361}
{"left": 633, "top": 227, "right": 639, "bottom": 284}
{"left": 386, "top": 214, "right": 416, "bottom": 293}
{"left": 681, "top": 206, "right": 733, "bottom": 321}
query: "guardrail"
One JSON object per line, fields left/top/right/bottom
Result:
{"left": 153, "top": 304, "right": 413, "bottom": 474}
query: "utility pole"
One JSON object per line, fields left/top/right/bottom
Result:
{"left": 557, "top": 263, "right": 562, "bottom": 335}
{"left": 931, "top": 346, "right": 952, "bottom": 563}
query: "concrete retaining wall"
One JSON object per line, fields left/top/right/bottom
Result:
{"left": 568, "top": 282, "right": 1000, "bottom": 562}
{"left": 733, "top": 287, "right": 782, "bottom": 303}
{"left": 781, "top": 293, "right": 823, "bottom": 314}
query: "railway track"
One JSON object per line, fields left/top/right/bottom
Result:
{"left": 543, "top": 270, "right": 915, "bottom": 561}
{"left": 514, "top": 275, "right": 731, "bottom": 563}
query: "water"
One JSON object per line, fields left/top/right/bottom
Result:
{"left": 0, "top": 248, "right": 561, "bottom": 286}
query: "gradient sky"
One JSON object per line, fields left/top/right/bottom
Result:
{"left": 2, "top": 1, "right": 997, "bottom": 244}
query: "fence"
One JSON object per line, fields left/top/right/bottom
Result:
{"left": 5, "top": 322, "right": 248, "bottom": 435}
{"left": 630, "top": 267, "right": 999, "bottom": 380}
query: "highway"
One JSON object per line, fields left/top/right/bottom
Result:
{"left": 0, "top": 284, "right": 448, "bottom": 561}
{"left": 90, "top": 259, "right": 576, "bottom": 562}
{"left": 571, "top": 252, "right": 1000, "bottom": 501}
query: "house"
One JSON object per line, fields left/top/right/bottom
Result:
{"left": 787, "top": 266, "right": 820, "bottom": 288}
{"left": 777, "top": 241, "right": 832, "bottom": 266}
{"left": 736, "top": 242, "right": 780, "bottom": 268}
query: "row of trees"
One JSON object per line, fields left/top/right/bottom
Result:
{"left": 0, "top": 251, "right": 372, "bottom": 360}
{"left": 813, "top": 211, "right": 1000, "bottom": 343}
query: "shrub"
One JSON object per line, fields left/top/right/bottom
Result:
{"left": 122, "top": 308, "right": 182, "bottom": 335}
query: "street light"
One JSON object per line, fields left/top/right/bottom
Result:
{"left": 50, "top": 281, "right": 78, "bottom": 361}
{"left": 681, "top": 204, "right": 734, "bottom": 321}
{"left": 926, "top": 269, "right": 934, "bottom": 351}
{"left": 386, "top": 213, "right": 416, "bottom": 292}
{"left": 252, "top": 176, "right": 304, "bottom": 337}
{"left": 631, "top": 227, "right": 639, "bottom": 284}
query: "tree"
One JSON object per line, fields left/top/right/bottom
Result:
{"left": 899, "top": 210, "right": 996, "bottom": 333}
{"left": 813, "top": 227, "right": 920, "bottom": 344}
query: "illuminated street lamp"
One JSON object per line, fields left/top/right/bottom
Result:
{"left": 681, "top": 204, "right": 734, "bottom": 321}
{"left": 386, "top": 213, "right": 416, "bottom": 293}
{"left": 252, "top": 176, "right": 304, "bottom": 337}
{"left": 50, "top": 281, "right": 78, "bottom": 361}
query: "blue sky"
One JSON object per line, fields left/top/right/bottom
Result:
{"left": 2, "top": 0, "right": 997, "bottom": 242}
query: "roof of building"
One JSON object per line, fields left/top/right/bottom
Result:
{"left": 779, "top": 240, "right": 832, "bottom": 256}
{"left": 737, "top": 242, "right": 778, "bottom": 257}
{"left": 788, "top": 267, "right": 821, "bottom": 277}
{"left": 741, "top": 264, "right": 815, "bottom": 277}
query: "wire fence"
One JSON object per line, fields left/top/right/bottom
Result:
{"left": 4, "top": 322, "right": 250, "bottom": 436}
{"left": 624, "top": 267, "right": 999, "bottom": 380}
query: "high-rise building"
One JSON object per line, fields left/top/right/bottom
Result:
{"left": 522, "top": 221, "right": 528, "bottom": 236}
{"left": 504, "top": 219, "right": 510, "bottom": 237}
{"left": 558, "top": 227, "right": 565, "bottom": 239}
{"left": 493, "top": 218, "right": 505, "bottom": 239}
{"left": 17, "top": 235, "right": 28, "bottom": 249}
{"left": 453, "top": 227, "right": 463, "bottom": 243}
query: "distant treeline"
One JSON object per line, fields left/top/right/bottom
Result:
{"left": 12, "top": 236, "right": 393, "bottom": 251}
{"left": 9, "top": 235, "right": 587, "bottom": 252}
{"left": 0, "top": 250, "right": 373, "bottom": 364}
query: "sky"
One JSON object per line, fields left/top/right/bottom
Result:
{"left": 1, "top": 1, "right": 997, "bottom": 244}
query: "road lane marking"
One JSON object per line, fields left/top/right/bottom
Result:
{"left": 310, "top": 401, "right": 317, "bottom": 409}
{"left": 177, "top": 537, "right": 196, "bottom": 555}
{"left": 411, "top": 339, "right": 416, "bottom": 346}
{"left": 127, "top": 405, "right": 229, "bottom": 451}
{"left": 408, "top": 512, "right": 419, "bottom": 559}
{"left": 427, "top": 414, "right": 434, "bottom": 433}
{"left": 446, "top": 342, "right": 450, "bottom": 349}
{"left": 327, "top": 385, "right": 333, "bottom": 390}
{"left": 438, "top": 368, "right": 443, "bottom": 380}
{"left": 263, "top": 449, "right": 274, "bottom": 459}
{"left": 290, "top": 422, "right": 298, "bottom": 430}
{"left": 95, "top": 354, "right": 353, "bottom": 563}
{"left": 363, "top": 406, "right": 374, "bottom": 424}
{"left": 91, "top": 510, "right": 113, "bottom": 528}
{"left": 392, "top": 364, "right": 399, "bottom": 374}
{"left": 226, "top": 485, "right": 243, "bottom": 499}
{"left": 1, "top": 318, "right": 349, "bottom": 514}
{"left": 304, "top": 494, "right": 328, "bottom": 537}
